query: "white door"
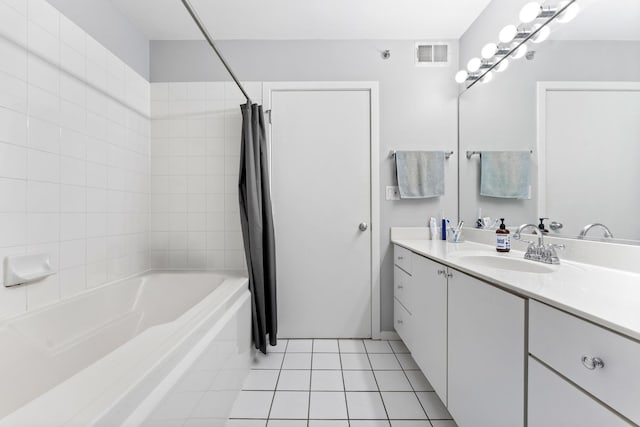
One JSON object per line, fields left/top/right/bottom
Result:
{"left": 267, "top": 87, "right": 372, "bottom": 338}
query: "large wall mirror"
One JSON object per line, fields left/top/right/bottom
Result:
{"left": 458, "top": 0, "right": 640, "bottom": 243}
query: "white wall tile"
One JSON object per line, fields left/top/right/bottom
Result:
{"left": 60, "top": 184, "right": 85, "bottom": 212}
{"left": 0, "top": 38, "right": 28, "bottom": 80}
{"left": 0, "top": 71, "right": 28, "bottom": 113}
{"left": 0, "top": 142, "right": 27, "bottom": 179}
{"left": 27, "top": 181, "right": 59, "bottom": 212}
{"left": 59, "top": 265, "right": 86, "bottom": 298}
{"left": 28, "top": 84, "right": 59, "bottom": 122}
{"left": 0, "top": 1, "right": 27, "bottom": 45}
{"left": 28, "top": 116, "right": 59, "bottom": 153}
{"left": 60, "top": 128, "right": 85, "bottom": 159}
{"left": 27, "top": 148, "right": 59, "bottom": 182}
{"left": 59, "top": 14, "right": 85, "bottom": 54}
{"left": 27, "top": 20, "right": 59, "bottom": 65}
{"left": 28, "top": 0, "right": 60, "bottom": 37}
{"left": 0, "top": 178, "right": 26, "bottom": 212}
{"left": 28, "top": 53, "right": 59, "bottom": 95}
{"left": 0, "top": 107, "right": 28, "bottom": 146}
{"left": 60, "top": 156, "right": 86, "bottom": 185}
{"left": 0, "top": 1, "right": 150, "bottom": 319}
{"left": 0, "top": 213, "right": 26, "bottom": 247}
{"left": 27, "top": 212, "right": 59, "bottom": 244}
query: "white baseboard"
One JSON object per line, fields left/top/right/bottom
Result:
{"left": 379, "top": 331, "right": 400, "bottom": 341}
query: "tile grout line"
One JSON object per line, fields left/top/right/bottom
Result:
{"left": 364, "top": 340, "right": 391, "bottom": 423}
{"left": 337, "top": 339, "right": 351, "bottom": 426}
{"left": 391, "top": 343, "right": 434, "bottom": 427}
{"left": 265, "top": 339, "right": 289, "bottom": 422}
{"left": 307, "top": 339, "right": 313, "bottom": 427}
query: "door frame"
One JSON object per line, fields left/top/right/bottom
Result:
{"left": 536, "top": 81, "right": 640, "bottom": 218}
{"left": 262, "top": 81, "right": 381, "bottom": 339}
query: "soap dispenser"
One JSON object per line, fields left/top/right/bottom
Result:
{"left": 496, "top": 218, "right": 510, "bottom": 253}
{"left": 538, "top": 218, "right": 549, "bottom": 233}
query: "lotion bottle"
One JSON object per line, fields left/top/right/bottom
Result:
{"left": 496, "top": 218, "right": 510, "bottom": 253}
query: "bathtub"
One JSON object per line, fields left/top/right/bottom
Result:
{"left": 0, "top": 271, "right": 252, "bottom": 426}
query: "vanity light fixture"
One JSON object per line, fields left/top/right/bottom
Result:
{"left": 455, "top": 0, "right": 579, "bottom": 88}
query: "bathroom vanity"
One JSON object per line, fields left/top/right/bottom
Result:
{"left": 392, "top": 228, "right": 640, "bottom": 427}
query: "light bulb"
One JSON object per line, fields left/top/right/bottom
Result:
{"left": 481, "top": 71, "right": 494, "bottom": 84}
{"left": 467, "top": 57, "right": 482, "bottom": 73}
{"left": 531, "top": 24, "right": 550, "bottom": 43}
{"left": 511, "top": 43, "right": 528, "bottom": 59}
{"left": 455, "top": 70, "right": 469, "bottom": 83}
{"left": 481, "top": 43, "right": 498, "bottom": 59}
{"left": 499, "top": 24, "right": 518, "bottom": 43}
{"left": 495, "top": 59, "right": 509, "bottom": 72}
{"left": 556, "top": 1, "right": 580, "bottom": 23}
{"left": 519, "top": 2, "right": 541, "bottom": 23}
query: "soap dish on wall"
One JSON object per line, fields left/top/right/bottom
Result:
{"left": 4, "top": 254, "right": 56, "bottom": 287}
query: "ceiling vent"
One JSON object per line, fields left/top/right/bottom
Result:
{"left": 415, "top": 42, "right": 450, "bottom": 67}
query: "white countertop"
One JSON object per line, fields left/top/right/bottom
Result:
{"left": 392, "top": 237, "right": 640, "bottom": 342}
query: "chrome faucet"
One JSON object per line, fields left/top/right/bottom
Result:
{"left": 578, "top": 223, "right": 614, "bottom": 239}
{"left": 514, "top": 223, "right": 564, "bottom": 265}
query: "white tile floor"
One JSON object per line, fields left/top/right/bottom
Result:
{"left": 227, "top": 339, "right": 457, "bottom": 427}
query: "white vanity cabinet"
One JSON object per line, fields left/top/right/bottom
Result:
{"left": 393, "top": 246, "right": 447, "bottom": 402}
{"left": 410, "top": 254, "right": 448, "bottom": 404}
{"left": 393, "top": 244, "right": 526, "bottom": 427}
{"left": 447, "top": 268, "right": 526, "bottom": 427}
{"left": 529, "top": 300, "right": 640, "bottom": 426}
{"left": 528, "top": 357, "right": 632, "bottom": 427}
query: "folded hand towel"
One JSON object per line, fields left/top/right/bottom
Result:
{"left": 395, "top": 151, "right": 445, "bottom": 199}
{"left": 480, "top": 151, "right": 531, "bottom": 199}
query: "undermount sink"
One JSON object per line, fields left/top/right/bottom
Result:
{"left": 453, "top": 254, "right": 557, "bottom": 274}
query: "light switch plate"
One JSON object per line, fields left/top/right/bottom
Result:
{"left": 386, "top": 186, "right": 400, "bottom": 200}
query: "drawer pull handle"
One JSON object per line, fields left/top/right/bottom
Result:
{"left": 397, "top": 256, "right": 404, "bottom": 260}
{"left": 397, "top": 319, "right": 404, "bottom": 324}
{"left": 581, "top": 356, "right": 605, "bottom": 370}
{"left": 447, "top": 272, "right": 453, "bottom": 278}
{"left": 397, "top": 285, "right": 404, "bottom": 289}
{"left": 437, "top": 269, "right": 446, "bottom": 276}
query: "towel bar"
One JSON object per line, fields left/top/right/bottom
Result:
{"left": 389, "top": 150, "right": 454, "bottom": 160}
{"left": 466, "top": 150, "right": 533, "bottom": 159}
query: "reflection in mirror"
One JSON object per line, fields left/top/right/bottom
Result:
{"left": 458, "top": 0, "right": 640, "bottom": 243}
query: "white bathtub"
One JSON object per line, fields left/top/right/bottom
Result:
{"left": 0, "top": 271, "right": 251, "bottom": 426}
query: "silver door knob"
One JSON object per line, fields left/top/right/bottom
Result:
{"left": 359, "top": 222, "right": 368, "bottom": 231}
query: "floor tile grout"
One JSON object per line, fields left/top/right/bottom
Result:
{"left": 233, "top": 339, "right": 453, "bottom": 426}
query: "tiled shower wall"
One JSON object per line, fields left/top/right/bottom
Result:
{"left": 0, "top": 0, "right": 150, "bottom": 318}
{"left": 149, "top": 81, "right": 261, "bottom": 270}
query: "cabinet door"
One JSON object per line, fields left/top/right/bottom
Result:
{"left": 410, "top": 255, "right": 448, "bottom": 404}
{"left": 448, "top": 271, "right": 525, "bottom": 427}
{"left": 529, "top": 357, "right": 632, "bottom": 427}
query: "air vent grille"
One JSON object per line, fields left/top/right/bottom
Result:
{"left": 415, "top": 42, "right": 450, "bottom": 67}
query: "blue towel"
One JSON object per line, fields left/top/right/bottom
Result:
{"left": 480, "top": 151, "right": 531, "bottom": 199}
{"left": 395, "top": 151, "right": 445, "bottom": 199}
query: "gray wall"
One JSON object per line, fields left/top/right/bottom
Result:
{"left": 48, "top": 0, "right": 150, "bottom": 78}
{"left": 458, "top": 0, "right": 640, "bottom": 230}
{"left": 151, "top": 39, "right": 460, "bottom": 332}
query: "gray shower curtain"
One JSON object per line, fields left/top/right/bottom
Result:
{"left": 238, "top": 102, "right": 277, "bottom": 354}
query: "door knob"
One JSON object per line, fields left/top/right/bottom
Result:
{"left": 359, "top": 222, "right": 368, "bottom": 231}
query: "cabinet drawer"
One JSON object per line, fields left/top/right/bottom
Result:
{"left": 394, "top": 297, "right": 411, "bottom": 343}
{"left": 394, "top": 245, "right": 412, "bottom": 274}
{"left": 530, "top": 300, "right": 640, "bottom": 425}
{"left": 528, "top": 357, "right": 632, "bottom": 427}
{"left": 394, "top": 265, "right": 412, "bottom": 314}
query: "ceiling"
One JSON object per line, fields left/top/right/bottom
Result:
{"left": 110, "top": 0, "right": 493, "bottom": 41}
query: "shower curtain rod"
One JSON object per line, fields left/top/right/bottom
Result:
{"left": 180, "top": 0, "right": 252, "bottom": 104}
